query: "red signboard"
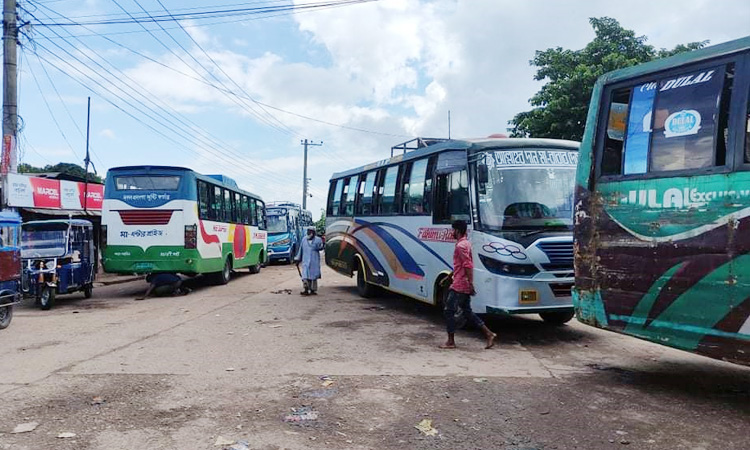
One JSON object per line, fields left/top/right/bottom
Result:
{"left": 30, "top": 177, "right": 61, "bottom": 209}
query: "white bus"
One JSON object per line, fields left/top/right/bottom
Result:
{"left": 325, "top": 137, "right": 579, "bottom": 324}
{"left": 102, "top": 166, "right": 268, "bottom": 284}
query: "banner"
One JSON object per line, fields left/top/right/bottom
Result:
{"left": 5, "top": 173, "right": 103, "bottom": 210}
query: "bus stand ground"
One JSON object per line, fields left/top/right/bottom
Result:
{"left": 0, "top": 265, "right": 747, "bottom": 450}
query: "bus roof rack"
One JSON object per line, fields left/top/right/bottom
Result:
{"left": 390, "top": 137, "right": 449, "bottom": 157}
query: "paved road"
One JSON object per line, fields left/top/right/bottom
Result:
{"left": 0, "top": 265, "right": 747, "bottom": 449}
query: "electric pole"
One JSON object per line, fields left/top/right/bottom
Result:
{"left": 300, "top": 139, "right": 322, "bottom": 210}
{"left": 2, "top": 0, "right": 17, "bottom": 177}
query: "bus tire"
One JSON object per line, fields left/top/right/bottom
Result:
{"left": 83, "top": 284, "right": 93, "bottom": 299}
{"left": 0, "top": 305, "right": 12, "bottom": 329}
{"left": 249, "top": 253, "right": 263, "bottom": 274}
{"left": 540, "top": 310, "right": 575, "bottom": 325}
{"left": 215, "top": 257, "right": 232, "bottom": 285}
{"left": 39, "top": 287, "right": 56, "bottom": 310}
{"left": 355, "top": 258, "right": 377, "bottom": 298}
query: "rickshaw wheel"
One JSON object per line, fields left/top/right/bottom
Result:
{"left": 84, "top": 285, "right": 93, "bottom": 299}
{"left": 0, "top": 305, "right": 12, "bottom": 329}
{"left": 39, "top": 287, "right": 56, "bottom": 310}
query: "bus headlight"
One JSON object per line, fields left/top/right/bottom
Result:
{"left": 273, "top": 238, "right": 291, "bottom": 247}
{"left": 479, "top": 254, "right": 539, "bottom": 277}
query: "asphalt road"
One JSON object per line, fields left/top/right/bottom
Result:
{"left": 0, "top": 265, "right": 747, "bottom": 450}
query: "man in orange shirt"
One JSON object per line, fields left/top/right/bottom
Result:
{"left": 440, "top": 220, "right": 497, "bottom": 350}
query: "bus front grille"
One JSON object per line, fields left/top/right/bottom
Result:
{"left": 118, "top": 210, "right": 175, "bottom": 225}
{"left": 550, "top": 283, "right": 573, "bottom": 297}
{"left": 537, "top": 242, "right": 574, "bottom": 270}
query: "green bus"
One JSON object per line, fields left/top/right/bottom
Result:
{"left": 573, "top": 36, "right": 750, "bottom": 366}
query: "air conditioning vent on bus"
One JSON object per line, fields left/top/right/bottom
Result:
{"left": 118, "top": 210, "right": 175, "bottom": 225}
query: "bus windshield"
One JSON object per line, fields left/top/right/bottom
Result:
{"left": 475, "top": 149, "right": 577, "bottom": 231}
{"left": 267, "top": 214, "right": 288, "bottom": 234}
{"left": 115, "top": 175, "right": 181, "bottom": 191}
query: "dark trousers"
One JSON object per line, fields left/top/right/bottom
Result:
{"left": 444, "top": 289, "right": 485, "bottom": 334}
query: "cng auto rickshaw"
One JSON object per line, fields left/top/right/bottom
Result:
{"left": 21, "top": 219, "right": 96, "bottom": 310}
{"left": 0, "top": 210, "right": 22, "bottom": 329}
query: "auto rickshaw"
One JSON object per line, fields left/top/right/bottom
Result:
{"left": 0, "top": 210, "right": 22, "bottom": 329}
{"left": 21, "top": 219, "right": 96, "bottom": 310}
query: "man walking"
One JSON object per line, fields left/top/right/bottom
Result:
{"left": 295, "top": 226, "right": 324, "bottom": 295}
{"left": 441, "top": 220, "right": 497, "bottom": 349}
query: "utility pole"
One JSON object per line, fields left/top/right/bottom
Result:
{"left": 300, "top": 139, "right": 322, "bottom": 210}
{"left": 2, "top": 0, "right": 17, "bottom": 179}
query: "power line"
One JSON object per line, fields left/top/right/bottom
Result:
{"left": 31, "top": 0, "right": 379, "bottom": 26}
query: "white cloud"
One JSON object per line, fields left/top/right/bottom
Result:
{"left": 99, "top": 128, "right": 116, "bottom": 139}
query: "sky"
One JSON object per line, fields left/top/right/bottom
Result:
{"left": 15, "top": 0, "right": 750, "bottom": 219}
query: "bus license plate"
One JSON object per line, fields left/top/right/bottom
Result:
{"left": 519, "top": 289, "right": 538, "bottom": 304}
{"left": 134, "top": 262, "right": 154, "bottom": 270}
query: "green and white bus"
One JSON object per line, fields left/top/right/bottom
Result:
{"left": 574, "top": 36, "right": 750, "bottom": 365}
{"left": 102, "top": 166, "right": 267, "bottom": 284}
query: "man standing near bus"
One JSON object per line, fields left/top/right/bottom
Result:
{"left": 295, "top": 226, "right": 324, "bottom": 295}
{"left": 441, "top": 220, "right": 497, "bottom": 349}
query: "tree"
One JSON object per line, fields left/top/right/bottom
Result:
{"left": 18, "top": 162, "right": 102, "bottom": 183}
{"left": 315, "top": 209, "right": 326, "bottom": 236}
{"left": 508, "top": 17, "right": 707, "bottom": 141}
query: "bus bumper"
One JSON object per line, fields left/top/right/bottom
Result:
{"left": 486, "top": 305, "right": 573, "bottom": 315}
{"left": 268, "top": 247, "right": 292, "bottom": 261}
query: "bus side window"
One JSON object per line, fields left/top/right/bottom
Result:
{"left": 355, "top": 175, "right": 366, "bottom": 215}
{"left": 379, "top": 166, "right": 399, "bottom": 215}
{"left": 256, "top": 200, "right": 266, "bottom": 230}
{"left": 198, "top": 180, "right": 209, "bottom": 219}
{"left": 329, "top": 179, "right": 343, "bottom": 216}
{"left": 601, "top": 87, "right": 632, "bottom": 176}
{"left": 360, "top": 171, "right": 377, "bottom": 215}
{"left": 423, "top": 156, "right": 437, "bottom": 214}
{"left": 406, "top": 158, "right": 428, "bottom": 215}
{"left": 249, "top": 199, "right": 257, "bottom": 226}
{"left": 343, "top": 176, "right": 358, "bottom": 216}
{"left": 223, "top": 190, "right": 232, "bottom": 223}
{"left": 746, "top": 88, "right": 750, "bottom": 162}
{"left": 240, "top": 195, "right": 249, "bottom": 225}
{"left": 212, "top": 185, "right": 223, "bottom": 222}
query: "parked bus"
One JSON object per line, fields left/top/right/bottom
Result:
{"left": 102, "top": 166, "right": 267, "bottom": 284}
{"left": 325, "top": 137, "right": 579, "bottom": 324}
{"left": 573, "top": 36, "right": 750, "bottom": 365}
{"left": 266, "top": 202, "right": 312, "bottom": 263}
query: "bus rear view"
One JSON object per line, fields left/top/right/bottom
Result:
{"left": 573, "top": 36, "right": 750, "bottom": 366}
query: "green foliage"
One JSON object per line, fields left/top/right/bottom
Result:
{"left": 508, "top": 17, "right": 707, "bottom": 141}
{"left": 18, "top": 162, "right": 102, "bottom": 183}
{"left": 315, "top": 209, "right": 326, "bottom": 236}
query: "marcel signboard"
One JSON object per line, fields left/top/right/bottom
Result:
{"left": 5, "top": 173, "right": 104, "bottom": 210}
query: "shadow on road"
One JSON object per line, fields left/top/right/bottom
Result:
{"left": 326, "top": 284, "right": 593, "bottom": 347}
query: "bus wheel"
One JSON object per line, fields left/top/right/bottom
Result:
{"left": 540, "top": 310, "right": 575, "bottom": 325}
{"left": 83, "top": 284, "right": 93, "bottom": 299}
{"left": 215, "top": 257, "right": 232, "bottom": 285}
{"left": 249, "top": 254, "right": 262, "bottom": 274}
{"left": 0, "top": 305, "right": 12, "bottom": 329}
{"left": 39, "top": 287, "right": 56, "bottom": 310}
{"left": 356, "top": 259, "right": 377, "bottom": 298}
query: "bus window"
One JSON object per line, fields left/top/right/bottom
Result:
{"left": 433, "top": 170, "right": 470, "bottom": 224}
{"left": 198, "top": 180, "right": 209, "bottom": 219}
{"left": 212, "top": 186, "right": 224, "bottom": 221}
{"left": 406, "top": 158, "right": 428, "bottom": 214}
{"left": 601, "top": 87, "right": 632, "bottom": 176}
{"left": 229, "top": 192, "right": 237, "bottom": 223}
{"left": 241, "top": 196, "right": 249, "bottom": 225}
{"left": 224, "top": 190, "right": 232, "bottom": 223}
{"left": 423, "top": 156, "right": 437, "bottom": 214}
{"left": 256, "top": 200, "right": 266, "bottom": 229}
{"left": 329, "top": 179, "right": 343, "bottom": 216}
{"left": 650, "top": 65, "right": 729, "bottom": 172}
{"left": 359, "top": 171, "right": 377, "bottom": 215}
{"left": 379, "top": 166, "right": 399, "bottom": 214}
{"left": 249, "top": 198, "right": 257, "bottom": 226}
{"left": 601, "top": 63, "right": 734, "bottom": 176}
{"left": 343, "top": 177, "right": 358, "bottom": 216}
{"left": 746, "top": 94, "right": 750, "bottom": 162}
